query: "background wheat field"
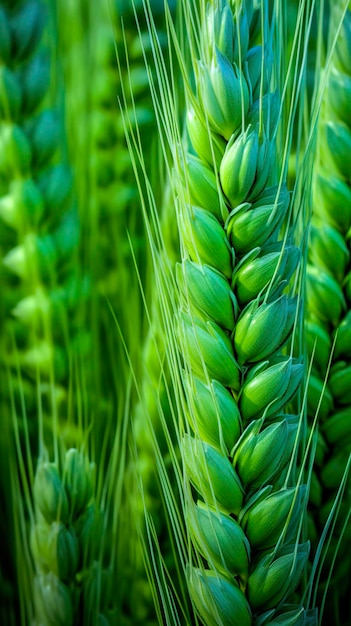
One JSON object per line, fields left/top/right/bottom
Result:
{"left": 0, "top": 1, "right": 350, "bottom": 625}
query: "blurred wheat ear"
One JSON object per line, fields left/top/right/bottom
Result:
{"left": 303, "top": 2, "right": 351, "bottom": 624}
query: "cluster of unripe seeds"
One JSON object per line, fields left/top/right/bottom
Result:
{"left": 175, "top": 1, "right": 316, "bottom": 624}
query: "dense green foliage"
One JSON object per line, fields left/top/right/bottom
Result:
{"left": 0, "top": 1, "right": 350, "bottom": 625}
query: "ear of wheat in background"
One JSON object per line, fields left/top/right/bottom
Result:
{"left": 305, "top": 3, "right": 351, "bottom": 624}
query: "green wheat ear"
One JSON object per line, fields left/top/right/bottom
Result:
{"left": 29, "top": 445, "right": 115, "bottom": 626}
{"left": 0, "top": 0, "right": 77, "bottom": 618}
{"left": 0, "top": 1, "right": 114, "bottom": 623}
{"left": 0, "top": 0, "right": 87, "bottom": 451}
{"left": 304, "top": 2, "right": 351, "bottom": 623}
{"left": 31, "top": 450, "right": 89, "bottom": 624}
{"left": 177, "top": 3, "right": 315, "bottom": 622}
{"left": 126, "top": 0, "right": 326, "bottom": 624}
